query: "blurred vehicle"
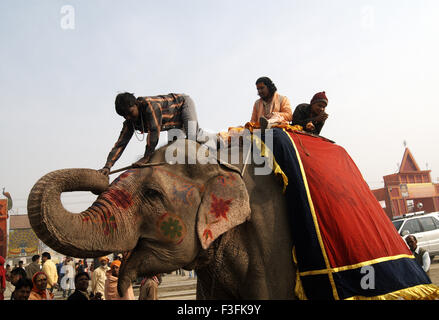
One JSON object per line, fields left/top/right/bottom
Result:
{"left": 392, "top": 211, "right": 439, "bottom": 259}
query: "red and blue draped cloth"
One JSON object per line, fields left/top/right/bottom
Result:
{"left": 268, "top": 127, "right": 439, "bottom": 300}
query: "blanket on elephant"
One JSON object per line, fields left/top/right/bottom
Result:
{"left": 270, "top": 127, "right": 439, "bottom": 300}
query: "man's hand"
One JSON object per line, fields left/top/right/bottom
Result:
{"left": 305, "top": 122, "right": 315, "bottom": 131}
{"left": 315, "top": 112, "right": 328, "bottom": 123}
{"left": 98, "top": 167, "right": 110, "bottom": 176}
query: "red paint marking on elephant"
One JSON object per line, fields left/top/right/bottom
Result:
{"left": 209, "top": 194, "right": 232, "bottom": 220}
{"left": 203, "top": 229, "right": 213, "bottom": 241}
{"left": 81, "top": 207, "right": 102, "bottom": 223}
{"left": 112, "top": 170, "right": 136, "bottom": 185}
{"left": 90, "top": 201, "right": 117, "bottom": 236}
{"left": 79, "top": 202, "right": 116, "bottom": 236}
{"left": 101, "top": 189, "right": 133, "bottom": 209}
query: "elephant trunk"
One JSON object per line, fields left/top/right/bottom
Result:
{"left": 27, "top": 168, "right": 140, "bottom": 258}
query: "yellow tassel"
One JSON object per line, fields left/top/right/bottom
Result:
{"left": 292, "top": 247, "right": 308, "bottom": 300}
{"left": 346, "top": 284, "right": 439, "bottom": 300}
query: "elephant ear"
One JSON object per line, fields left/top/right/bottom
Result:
{"left": 196, "top": 171, "right": 251, "bottom": 249}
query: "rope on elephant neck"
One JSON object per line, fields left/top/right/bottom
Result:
{"left": 132, "top": 108, "right": 146, "bottom": 142}
{"left": 108, "top": 162, "right": 168, "bottom": 175}
{"left": 291, "top": 131, "right": 310, "bottom": 157}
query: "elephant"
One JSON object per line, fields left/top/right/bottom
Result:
{"left": 27, "top": 138, "right": 296, "bottom": 299}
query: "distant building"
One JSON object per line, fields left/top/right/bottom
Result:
{"left": 7, "top": 214, "right": 63, "bottom": 263}
{"left": 372, "top": 148, "right": 439, "bottom": 220}
{"left": 8, "top": 215, "right": 39, "bottom": 258}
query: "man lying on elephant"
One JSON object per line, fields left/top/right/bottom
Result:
{"left": 291, "top": 91, "right": 329, "bottom": 135}
{"left": 99, "top": 92, "right": 214, "bottom": 176}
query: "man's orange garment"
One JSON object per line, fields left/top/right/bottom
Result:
{"left": 250, "top": 92, "right": 292, "bottom": 125}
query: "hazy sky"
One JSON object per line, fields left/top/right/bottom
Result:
{"left": 1, "top": 0, "right": 439, "bottom": 214}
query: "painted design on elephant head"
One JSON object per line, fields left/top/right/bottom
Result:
{"left": 81, "top": 170, "right": 134, "bottom": 236}
{"left": 203, "top": 228, "right": 213, "bottom": 241}
{"left": 81, "top": 189, "right": 132, "bottom": 236}
{"left": 216, "top": 172, "right": 237, "bottom": 187}
{"left": 85, "top": 201, "right": 117, "bottom": 236}
{"left": 209, "top": 194, "right": 232, "bottom": 220}
{"left": 112, "top": 169, "right": 136, "bottom": 185}
{"left": 171, "top": 183, "right": 197, "bottom": 206}
{"left": 200, "top": 194, "right": 233, "bottom": 244}
{"left": 156, "top": 213, "right": 187, "bottom": 244}
{"left": 101, "top": 189, "right": 133, "bottom": 210}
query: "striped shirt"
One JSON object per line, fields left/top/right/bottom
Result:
{"left": 104, "top": 93, "right": 186, "bottom": 168}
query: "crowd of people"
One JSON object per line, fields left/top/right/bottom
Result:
{"left": 0, "top": 252, "right": 164, "bottom": 301}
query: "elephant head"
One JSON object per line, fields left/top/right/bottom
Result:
{"left": 27, "top": 139, "right": 251, "bottom": 296}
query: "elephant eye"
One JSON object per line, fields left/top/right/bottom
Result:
{"left": 145, "top": 188, "right": 161, "bottom": 198}
{"left": 144, "top": 188, "right": 172, "bottom": 218}
{"left": 143, "top": 186, "right": 166, "bottom": 204}
{"left": 143, "top": 186, "right": 161, "bottom": 197}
